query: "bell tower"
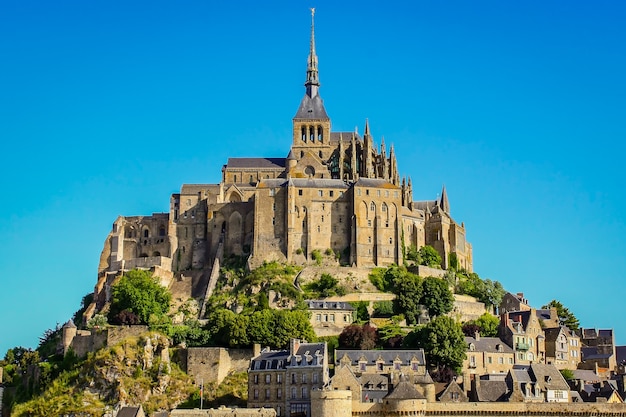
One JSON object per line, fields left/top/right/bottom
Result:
{"left": 291, "top": 9, "right": 332, "bottom": 165}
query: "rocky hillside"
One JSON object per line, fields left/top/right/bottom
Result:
{"left": 10, "top": 333, "right": 192, "bottom": 417}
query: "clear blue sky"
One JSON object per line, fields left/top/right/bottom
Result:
{"left": 1, "top": 0, "right": 625, "bottom": 355}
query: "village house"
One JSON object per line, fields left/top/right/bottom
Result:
{"left": 499, "top": 309, "right": 546, "bottom": 365}
{"left": 248, "top": 339, "right": 328, "bottom": 417}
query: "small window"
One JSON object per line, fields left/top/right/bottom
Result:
{"left": 254, "top": 389, "right": 259, "bottom": 400}
{"left": 302, "top": 387, "right": 308, "bottom": 398}
{"left": 318, "top": 190, "right": 323, "bottom": 197}
{"left": 329, "top": 190, "right": 334, "bottom": 197}
{"left": 370, "top": 202, "right": 375, "bottom": 211}
{"left": 270, "top": 189, "right": 275, "bottom": 196}
{"left": 265, "top": 388, "right": 271, "bottom": 400}
{"left": 266, "top": 374, "right": 271, "bottom": 383}
{"left": 299, "top": 189, "right": 303, "bottom": 196}
{"left": 277, "top": 389, "right": 282, "bottom": 399}
{"left": 377, "top": 362, "right": 383, "bottom": 371}
{"left": 377, "top": 190, "right": 381, "bottom": 197}
{"left": 254, "top": 374, "right": 259, "bottom": 384}
{"left": 366, "top": 189, "right": 370, "bottom": 196}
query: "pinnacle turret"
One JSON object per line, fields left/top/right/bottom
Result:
{"left": 305, "top": 8, "right": 320, "bottom": 98}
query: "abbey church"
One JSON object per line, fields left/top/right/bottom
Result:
{"left": 96, "top": 11, "right": 472, "bottom": 291}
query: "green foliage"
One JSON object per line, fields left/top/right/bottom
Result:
{"left": 372, "top": 300, "right": 394, "bottom": 317}
{"left": 542, "top": 300, "right": 580, "bottom": 330}
{"left": 448, "top": 252, "right": 459, "bottom": 270}
{"left": 560, "top": 368, "right": 575, "bottom": 381}
{"left": 407, "top": 245, "right": 419, "bottom": 262}
{"left": 392, "top": 270, "right": 423, "bottom": 325}
{"left": 72, "top": 292, "right": 94, "bottom": 327}
{"left": 325, "top": 248, "right": 334, "bottom": 256}
{"left": 418, "top": 245, "right": 442, "bottom": 268}
{"left": 404, "top": 316, "right": 466, "bottom": 373}
{"left": 368, "top": 267, "right": 389, "bottom": 291}
{"left": 463, "top": 313, "right": 500, "bottom": 337}
{"left": 37, "top": 324, "right": 62, "bottom": 360}
{"left": 170, "top": 320, "right": 212, "bottom": 347}
{"left": 377, "top": 323, "right": 406, "bottom": 348}
{"left": 457, "top": 272, "right": 505, "bottom": 311}
{"left": 296, "top": 248, "right": 303, "bottom": 255}
{"left": 207, "top": 308, "right": 315, "bottom": 349}
{"left": 304, "top": 273, "right": 345, "bottom": 298}
{"left": 311, "top": 249, "right": 323, "bottom": 265}
{"left": 350, "top": 301, "right": 370, "bottom": 323}
{"left": 86, "top": 314, "right": 108, "bottom": 330}
{"left": 421, "top": 276, "right": 454, "bottom": 317}
{"left": 318, "top": 335, "right": 339, "bottom": 363}
{"left": 108, "top": 269, "right": 171, "bottom": 325}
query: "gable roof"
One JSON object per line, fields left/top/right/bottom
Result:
{"left": 385, "top": 378, "right": 425, "bottom": 400}
{"left": 475, "top": 380, "right": 509, "bottom": 402}
{"left": 335, "top": 349, "right": 426, "bottom": 366}
{"left": 465, "top": 336, "right": 513, "bottom": 353}
{"left": 226, "top": 157, "right": 286, "bottom": 169}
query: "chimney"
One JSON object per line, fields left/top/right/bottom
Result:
{"left": 253, "top": 343, "right": 261, "bottom": 358}
{"left": 475, "top": 330, "right": 480, "bottom": 341}
{"left": 290, "top": 338, "right": 301, "bottom": 355}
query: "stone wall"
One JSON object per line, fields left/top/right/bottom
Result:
{"left": 312, "top": 390, "right": 626, "bottom": 417}
{"left": 170, "top": 407, "right": 276, "bottom": 417}
{"left": 66, "top": 325, "right": 149, "bottom": 358}
{"left": 451, "top": 294, "right": 487, "bottom": 322}
{"left": 183, "top": 347, "right": 255, "bottom": 387}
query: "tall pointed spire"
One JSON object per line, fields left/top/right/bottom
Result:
{"left": 440, "top": 185, "right": 450, "bottom": 213}
{"left": 305, "top": 8, "right": 320, "bottom": 98}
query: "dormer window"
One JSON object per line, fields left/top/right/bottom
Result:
{"left": 469, "top": 343, "right": 475, "bottom": 351}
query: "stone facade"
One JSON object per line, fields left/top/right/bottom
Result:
{"left": 544, "top": 326, "right": 581, "bottom": 370}
{"left": 499, "top": 309, "right": 546, "bottom": 365}
{"left": 248, "top": 339, "right": 329, "bottom": 417}
{"left": 306, "top": 300, "right": 354, "bottom": 337}
{"left": 182, "top": 346, "right": 258, "bottom": 387}
{"left": 463, "top": 334, "right": 515, "bottom": 378}
{"left": 93, "top": 11, "right": 472, "bottom": 305}
{"left": 60, "top": 320, "right": 149, "bottom": 358}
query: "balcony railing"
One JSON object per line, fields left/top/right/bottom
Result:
{"left": 516, "top": 342, "right": 530, "bottom": 351}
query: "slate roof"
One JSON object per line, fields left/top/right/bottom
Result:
{"left": 294, "top": 94, "right": 329, "bottom": 120}
{"left": 582, "top": 346, "right": 613, "bottom": 360}
{"left": 385, "top": 379, "right": 425, "bottom": 400}
{"left": 117, "top": 407, "right": 142, "bottom": 417}
{"left": 616, "top": 346, "right": 626, "bottom": 364}
{"left": 572, "top": 369, "right": 601, "bottom": 382}
{"left": 250, "top": 342, "right": 326, "bottom": 371}
{"left": 354, "top": 178, "right": 398, "bottom": 189}
{"left": 528, "top": 363, "right": 570, "bottom": 391}
{"left": 335, "top": 349, "right": 426, "bottom": 366}
{"left": 306, "top": 300, "right": 354, "bottom": 311}
{"left": 465, "top": 336, "right": 513, "bottom": 353}
{"left": 361, "top": 373, "right": 390, "bottom": 401}
{"left": 226, "top": 157, "right": 286, "bottom": 169}
{"left": 287, "top": 178, "right": 350, "bottom": 189}
{"left": 329, "top": 132, "right": 360, "bottom": 144}
{"left": 475, "top": 380, "right": 509, "bottom": 402}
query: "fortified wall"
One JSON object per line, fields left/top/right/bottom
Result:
{"left": 170, "top": 407, "right": 276, "bottom": 417}
{"left": 311, "top": 389, "right": 626, "bottom": 417}
{"left": 179, "top": 346, "right": 260, "bottom": 387}
{"left": 61, "top": 323, "right": 149, "bottom": 358}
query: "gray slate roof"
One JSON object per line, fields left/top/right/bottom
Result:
{"left": 475, "top": 380, "right": 509, "bottom": 402}
{"left": 117, "top": 407, "right": 142, "bottom": 417}
{"left": 294, "top": 94, "right": 329, "bottom": 120}
{"left": 335, "top": 349, "right": 426, "bottom": 366}
{"left": 226, "top": 157, "right": 286, "bottom": 169}
{"left": 306, "top": 300, "right": 354, "bottom": 311}
{"left": 465, "top": 336, "right": 513, "bottom": 353}
{"left": 385, "top": 379, "right": 425, "bottom": 400}
{"left": 287, "top": 178, "right": 349, "bottom": 189}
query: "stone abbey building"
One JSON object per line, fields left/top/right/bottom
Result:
{"left": 97, "top": 11, "right": 472, "bottom": 290}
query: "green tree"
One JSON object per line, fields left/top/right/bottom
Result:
{"left": 463, "top": 313, "right": 499, "bottom": 337}
{"left": 406, "top": 245, "right": 419, "bottom": 262}
{"left": 404, "top": 316, "right": 466, "bottom": 373}
{"left": 542, "top": 300, "right": 580, "bottom": 330}
{"left": 560, "top": 369, "right": 575, "bottom": 381}
{"left": 420, "top": 276, "right": 454, "bottom": 317}
{"left": 108, "top": 269, "right": 171, "bottom": 325}
{"left": 418, "top": 245, "right": 442, "bottom": 268}
{"left": 392, "top": 272, "right": 423, "bottom": 325}
{"left": 457, "top": 272, "right": 505, "bottom": 312}
{"left": 351, "top": 301, "right": 370, "bottom": 323}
